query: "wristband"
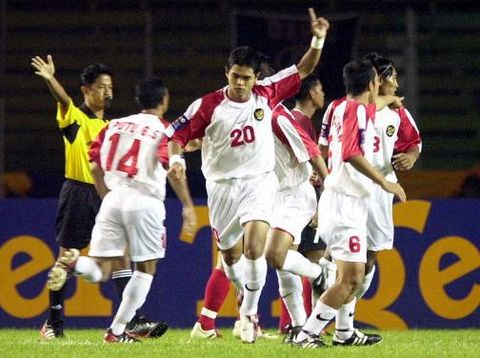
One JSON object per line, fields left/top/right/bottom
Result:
{"left": 169, "top": 154, "right": 186, "bottom": 169}
{"left": 310, "top": 36, "right": 325, "bottom": 50}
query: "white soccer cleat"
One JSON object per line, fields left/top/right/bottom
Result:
{"left": 232, "top": 319, "right": 241, "bottom": 338}
{"left": 239, "top": 315, "right": 257, "bottom": 343}
{"left": 190, "top": 322, "right": 220, "bottom": 339}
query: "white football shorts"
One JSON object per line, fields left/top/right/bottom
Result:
{"left": 89, "top": 186, "right": 166, "bottom": 262}
{"left": 207, "top": 171, "right": 278, "bottom": 250}
{"left": 317, "top": 189, "right": 368, "bottom": 263}
{"left": 271, "top": 181, "right": 317, "bottom": 245}
{"left": 366, "top": 185, "right": 395, "bottom": 251}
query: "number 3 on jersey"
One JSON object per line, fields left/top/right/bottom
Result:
{"left": 106, "top": 133, "right": 140, "bottom": 178}
{"left": 230, "top": 125, "right": 255, "bottom": 147}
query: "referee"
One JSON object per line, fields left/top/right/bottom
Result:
{"left": 31, "top": 56, "right": 165, "bottom": 341}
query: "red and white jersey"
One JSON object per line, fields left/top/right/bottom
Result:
{"left": 89, "top": 113, "right": 169, "bottom": 199}
{"left": 321, "top": 98, "right": 422, "bottom": 183}
{"left": 322, "top": 98, "right": 377, "bottom": 197}
{"left": 272, "top": 104, "right": 321, "bottom": 190}
{"left": 166, "top": 65, "right": 301, "bottom": 182}
{"left": 372, "top": 106, "right": 422, "bottom": 181}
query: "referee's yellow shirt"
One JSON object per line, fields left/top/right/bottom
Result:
{"left": 56, "top": 100, "right": 108, "bottom": 184}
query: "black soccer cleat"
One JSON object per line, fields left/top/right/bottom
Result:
{"left": 282, "top": 325, "right": 303, "bottom": 344}
{"left": 126, "top": 315, "right": 168, "bottom": 339}
{"left": 294, "top": 331, "right": 328, "bottom": 348}
{"left": 40, "top": 320, "right": 65, "bottom": 341}
{"left": 332, "top": 329, "right": 383, "bottom": 346}
{"left": 104, "top": 329, "right": 141, "bottom": 343}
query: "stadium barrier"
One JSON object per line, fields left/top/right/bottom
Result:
{"left": 0, "top": 198, "right": 478, "bottom": 329}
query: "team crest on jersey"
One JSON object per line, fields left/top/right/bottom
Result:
{"left": 386, "top": 125, "right": 396, "bottom": 137}
{"left": 254, "top": 108, "right": 264, "bottom": 121}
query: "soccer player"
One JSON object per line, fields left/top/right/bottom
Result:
{"left": 31, "top": 56, "right": 163, "bottom": 340}
{"left": 293, "top": 59, "right": 406, "bottom": 348}
{"left": 46, "top": 77, "right": 197, "bottom": 343}
{"left": 278, "top": 75, "right": 337, "bottom": 334}
{"left": 318, "top": 53, "right": 421, "bottom": 345}
{"left": 168, "top": 8, "right": 329, "bottom": 343}
{"left": 265, "top": 101, "right": 329, "bottom": 343}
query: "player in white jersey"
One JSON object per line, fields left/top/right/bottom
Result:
{"left": 317, "top": 54, "right": 421, "bottom": 345}
{"left": 46, "top": 78, "right": 196, "bottom": 343}
{"left": 168, "top": 8, "right": 330, "bottom": 343}
{"left": 294, "top": 59, "right": 406, "bottom": 348}
{"left": 265, "top": 103, "right": 329, "bottom": 341}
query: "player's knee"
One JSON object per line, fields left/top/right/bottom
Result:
{"left": 265, "top": 248, "right": 285, "bottom": 270}
{"left": 338, "top": 272, "right": 364, "bottom": 293}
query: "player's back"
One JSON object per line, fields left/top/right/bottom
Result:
{"left": 323, "top": 99, "right": 375, "bottom": 197}
{"left": 98, "top": 113, "right": 168, "bottom": 199}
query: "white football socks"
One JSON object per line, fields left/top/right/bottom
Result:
{"left": 355, "top": 265, "right": 376, "bottom": 300}
{"left": 282, "top": 250, "right": 322, "bottom": 279}
{"left": 240, "top": 255, "right": 267, "bottom": 316}
{"left": 110, "top": 271, "right": 153, "bottom": 335}
{"left": 277, "top": 269, "right": 306, "bottom": 327}
{"left": 222, "top": 255, "right": 245, "bottom": 294}
{"left": 74, "top": 256, "right": 103, "bottom": 283}
{"left": 335, "top": 297, "right": 356, "bottom": 340}
{"left": 297, "top": 301, "right": 337, "bottom": 341}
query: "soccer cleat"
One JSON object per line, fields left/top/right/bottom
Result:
{"left": 294, "top": 331, "right": 327, "bottom": 348}
{"left": 332, "top": 329, "right": 383, "bottom": 346}
{"left": 190, "top": 322, "right": 221, "bottom": 339}
{"left": 126, "top": 316, "right": 168, "bottom": 339}
{"left": 40, "top": 320, "right": 65, "bottom": 341}
{"left": 104, "top": 329, "right": 141, "bottom": 343}
{"left": 233, "top": 316, "right": 277, "bottom": 340}
{"left": 47, "top": 249, "right": 80, "bottom": 291}
{"left": 239, "top": 315, "right": 258, "bottom": 343}
{"left": 282, "top": 325, "right": 303, "bottom": 344}
{"left": 232, "top": 319, "right": 241, "bottom": 338}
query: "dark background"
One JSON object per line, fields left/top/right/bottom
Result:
{"left": 1, "top": 0, "right": 479, "bottom": 197}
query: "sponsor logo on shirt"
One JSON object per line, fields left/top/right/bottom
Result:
{"left": 386, "top": 125, "right": 395, "bottom": 137}
{"left": 254, "top": 108, "right": 264, "bottom": 121}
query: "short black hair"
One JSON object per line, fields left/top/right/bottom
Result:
{"left": 363, "top": 52, "right": 394, "bottom": 78}
{"left": 226, "top": 46, "right": 263, "bottom": 74}
{"left": 343, "top": 59, "right": 376, "bottom": 96}
{"left": 294, "top": 74, "right": 321, "bottom": 102}
{"left": 80, "top": 63, "right": 113, "bottom": 86}
{"left": 135, "top": 77, "right": 168, "bottom": 110}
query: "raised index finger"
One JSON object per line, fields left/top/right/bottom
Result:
{"left": 308, "top": 8, "right": 317, "bottom": 22}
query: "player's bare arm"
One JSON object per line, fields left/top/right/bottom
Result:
{"left": 320, "top": 144, "right": 329, "bottom": 159}
{"left": 375, "top": 95, "right": 404, "bottom": 110}
{"left": 167, "top": 141, "right": 186, "bottom": 180}
{"left": 31, "top": 55, "right": 71, "bottom": 111}
{"left": 310, "top": 154, "right": 328, "bottom": 180}
{"left": 89, "top": 162, "right": 109, "bottom": 199}
{"left": 296, "top": 8, "right": 330, "bottom": 79}
{"left": 392, "top": 146, "right": 420, "bottom": 171}
{"left": 167, "top": 174, "right": 197, "bottom": 237}
{"left": 348, "top": 155, "right": 407, "bottom": 202}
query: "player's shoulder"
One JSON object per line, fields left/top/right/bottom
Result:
{"left": 200, "top": 88, "right": 226, "bottom": 107}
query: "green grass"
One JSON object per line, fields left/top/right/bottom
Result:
{"left": 0, "top": 328, "right": 479, "bottom": 357}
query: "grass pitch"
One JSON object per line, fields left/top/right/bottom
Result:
{"left": 0, "top": 328, "right": 478, "bottom": 357}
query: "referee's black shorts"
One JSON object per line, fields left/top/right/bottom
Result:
{"left": 298, "top": 185, "right": 327, "bottom": 254}
{"left": 55, "top": 179, "right": 101, "bottom": 250}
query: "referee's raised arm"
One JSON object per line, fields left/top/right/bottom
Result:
{"left": 31, "top": 54, "right": 71, "bottom": 112}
